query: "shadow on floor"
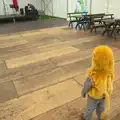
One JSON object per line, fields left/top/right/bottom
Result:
{"left": 0, "top": 19, "right": 67, "bottom": 35}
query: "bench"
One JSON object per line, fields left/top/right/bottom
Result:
{"left": 90, "top": 13, "right": 114, "bottom": 33}
{"left": 67, "top": 12, "right": 88, "bottom": 28}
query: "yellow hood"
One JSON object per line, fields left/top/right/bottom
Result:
{"left": 87, "top": 45, "right": 114, "bottom": 117}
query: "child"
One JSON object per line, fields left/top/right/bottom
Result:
{"left": 81, "top": 45, "right": 114, "bottom": 120}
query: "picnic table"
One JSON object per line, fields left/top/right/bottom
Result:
{"left": 102, "top": 19, "right": 116, "bottom": 35}
{"left": 68, "top": 13, "right": 114, "bottom": 32}
{"left": 88, "top": 14, "right": 114, "bottom": 33}
{"left": 73, "top": 15, "right": 86, "bottom": 29}
{"left": 103, "top": 14, "right": 114, "bottom": 19}
{"left": 74, "top": 13, "right": 105, "bottom": 30}
{"left": 67, "top": 12, "right": 88, "bottom": 28}
{"left": 102, "top": 19, "right": 120, "bottom": 39}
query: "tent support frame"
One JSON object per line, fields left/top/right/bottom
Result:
{"left": 41, "top": 0, "right": 53, "bottom": 16}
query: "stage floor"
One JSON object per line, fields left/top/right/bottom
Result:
{"left": 0, "top": 14, "right": 25, "bottom": 18}
{"left": 0, "top": 19, "right": 67, "bottom": 34}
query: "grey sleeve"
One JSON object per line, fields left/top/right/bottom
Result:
{"left": 81, "top": 77, "right": 92, "bottom": 98}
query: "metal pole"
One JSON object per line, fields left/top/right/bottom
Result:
{"left": 40, "top": 0, "right": 42, "bottom": 10}
{"left": 90, "top": 0, "right": 92, "bottom": 14}
{"left": 66, "top": 0, "right": 68, "bottom": 18}
{"left": 106, "top": 0, "right": 109, "bottom": 13}
{"left": 2, "top": 0, "right": 7, "bottom": 16}
{"left": 52, "top": 0, "right": 53, "bottom": 16}
{"left": 43, "top": 0, "right": 45, "bottom": 13}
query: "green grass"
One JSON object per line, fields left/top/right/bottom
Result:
{"left": 39, "top": 15, "right": 63, "bottom": 20}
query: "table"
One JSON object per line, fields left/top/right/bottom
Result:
{"left": 75, "top": 14, "right": 105, "bottom": 30}
{"left": 102, "top": 19, "right": 115, "bottom": 36}
{"left": 102, "top": 19, "right": 120, "bottom": 39}
{"left": 74, "top": 14, "right": 97, "bottom": 30}
{"left": 104, "top": 14, "right": 114, "bottom": 19}
{"left": 74, "top": 15, "right": 91, "bottom": 30}
{"left": 67, "top": 12, "right": 88, "bottom": 28}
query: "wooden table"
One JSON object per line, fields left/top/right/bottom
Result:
{"left": 67, "top": 12, "right": 88, "bottom": 28}
{"left": 102, "top": 19, "right": 120, "bottom": 39}
{"left": 74, "top": 13, "right": 105, "bottom": 30}
{"left": 104, "top": 14, "right": 114, "bottom": 19}
{"left": 74, "top": 15, "right": 91, "bottom": 30}
{"left": 102, "top": 19, "right": 115, "bottom": 36}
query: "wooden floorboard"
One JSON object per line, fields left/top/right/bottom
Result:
{"left": 0, "top": 59, "right": 56, "bottom": 84}
{"left": 6, "top": 46, "right": 79, "bottom": 69}
{"left": 50, "top": 49, "right": 92, "bottom": 67}
{"left": 0, "top": 27, "right": 120, "bottom": 120}
{"left": 13, "top": 58, "right": 90, "bottom": 96}
{"left": 0, "top": 81, "right": 18, "bottom": 103}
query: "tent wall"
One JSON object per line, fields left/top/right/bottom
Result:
{"left": 1, "top": 0, "right": 120, "bottom": 19}
{"left": 43, "top": 0, "right": 90, "bottom": 18}
{"left": 0, "top": 0, "right": 13, "bottom": 15}
{"left": 0, "top": 0, "right": 89, "bottom": 18}
{"left": 52, "top": 0, "right": 67, "bottom": 18}
{"left": 0, "top": 0, "right": 4, "bottom": 15}
{"left": 40, "top": 0, "right": 67, "bottom": 18}
{"left": 90, "top": 0, "right": 120, "bottom": 18}
{"left": 108, "top": 0, "right": 120, "bottom": 18}
{"left": 90, "top": 0, "right": 108, "bottom": 14}
{"left": 68, "top": 0, "right": 76, "bottom": 13}
{"left": 40, "top": 0, "right": 53, "bottom": 16}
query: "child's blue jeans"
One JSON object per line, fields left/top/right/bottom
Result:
{"left": 84, "top": 96, "right": 105, "bottom": 120}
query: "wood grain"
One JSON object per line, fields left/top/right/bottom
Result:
{"left": 6, "top": 46, "right": 79, "bottom": 69}
{"left": 0, "top": 59, "right": 56, "bottom": 84}
{"left": 51, "top": 49, "right": 92, "bottom": 66}
{"left": 13, "top": 58, "right": 90, "bottom": 96}
{"left": 0, "top": 26, "right": 120, "bottom": 120}
{"left": 0, "top": 81, "right": 18, "bottom": 103}
{"left": 0, "top": 79, "right": 82, "bottom": 120}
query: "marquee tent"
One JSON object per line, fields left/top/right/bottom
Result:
{"left": 0, "top": 0, "right": 120, "bottom": 19}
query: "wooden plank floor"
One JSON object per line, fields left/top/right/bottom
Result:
{"left": 0, "top": 26, "right": 120, "bottom": 120}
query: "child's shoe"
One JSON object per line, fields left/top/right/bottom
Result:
{"left": 80, "top": 113, "right": 85, "bottom": 120}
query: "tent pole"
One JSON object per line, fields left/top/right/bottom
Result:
{"left": 66, "top": 0, "right": 68, "bottom": 18}
{"left": 2, "top": 0, "right": 7, "bottom": 15}
{"left": 52, "top": 0, "right": 53, "bottom": 16}
{"left": 90, "top": 0, "right": 92, "bottom": 14}
{"left": 106, "top": 0, "right": 109, "bottom": 13}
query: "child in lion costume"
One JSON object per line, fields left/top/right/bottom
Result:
{"left": 81, "top": 45, "right": 114, "bottom": 120}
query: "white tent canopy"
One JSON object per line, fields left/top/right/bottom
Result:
{"left": 90, "top": 0, "right": 120, "bottom": 18}
{"left": 0, "top": 0, "right": 120, "bottom": 18}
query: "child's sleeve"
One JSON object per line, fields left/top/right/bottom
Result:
{"left": 81, "top": 77, "right": 92, "bottom": 98}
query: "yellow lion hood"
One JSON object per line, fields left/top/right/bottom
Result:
{"left": 88, "top": 45, "right": 114, "bottom": 80}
